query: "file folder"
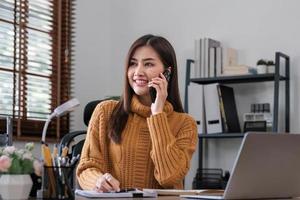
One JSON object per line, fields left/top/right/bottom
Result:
{"left": 204, "top": 83, "right": 222, "bottom": 134}
{"left": 218, "top": 85, "right": 241, "bottom": 133}
{"left": 188, "top": 83, "right": 205, "bottom": 134}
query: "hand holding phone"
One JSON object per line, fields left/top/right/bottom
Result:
{"left": 149, "top": 69, "right": 171, "bottom": 103}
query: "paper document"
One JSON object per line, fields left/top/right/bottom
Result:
{"left": 75, "top": 189, "right": 157, "bottom": 198}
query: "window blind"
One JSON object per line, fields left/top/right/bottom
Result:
{"left": 0, "top": 0, "right": 75, "bottom": 141}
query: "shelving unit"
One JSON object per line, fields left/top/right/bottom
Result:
{"left": 184, "top": 52, "right": 290, "bottom": 189}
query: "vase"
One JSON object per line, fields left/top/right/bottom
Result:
{"left": 256, "top": 64, "right": 267, "bottom": 74}
{"left": 267, "top": 65, "right": 275, "bottom": 73}
{"left": 0, "top": 174, "right": 33, "bottom": 200}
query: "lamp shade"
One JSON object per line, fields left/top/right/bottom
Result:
{"left": 41, "top": 98, "right": 80, "bottom": 143}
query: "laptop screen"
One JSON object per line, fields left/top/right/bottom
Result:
{"left": 224, "top": 132, "right": 300, "bottom": 199}
{"left": 181, "top": 133, "right": 300, "bottom": 200}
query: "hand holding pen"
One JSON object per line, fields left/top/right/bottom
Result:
{"left": 94, "top": 173, "right": 120, "bottom": 193}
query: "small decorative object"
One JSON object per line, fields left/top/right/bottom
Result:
{"left": 266, "top": 60, "right": 275, "bottom": 73}
{"left": 0, "top": 143, "right": 41, "bottom": 200}
{"left": 256, "top": 59, "right": 267, "bottom": 74}
{"left": 248, "top": 67, "right": 258, "bottom": 75}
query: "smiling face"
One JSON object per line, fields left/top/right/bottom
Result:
{"left": 127, "top": 45, "right": 165, "bottom": 104}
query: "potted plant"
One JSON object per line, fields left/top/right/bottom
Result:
{"left": 266, "top": 60, "right": 275, "bottom": 73}
{"left": 0, "top": 143, "right": 42, "bottom": 200}
{"left": 256, "top": 59, "right": 267, "bottom": 74}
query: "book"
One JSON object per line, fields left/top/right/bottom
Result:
{"left": 209, "top": 47, "right": 215, "bottom": 78}
{"left": 194, "top": 39, "right": 201, "bottom": 78}
{"left": 223, "top": 48, "right": 238, "bottom": 67}
{"left": 204, "top": 38, "right": 221, "bottom": 77}
{"left": 216, "top": 46, "right": 223, "bottom": 76}
{"left": 75, "top": 189, "right": 157, "bottom": 198}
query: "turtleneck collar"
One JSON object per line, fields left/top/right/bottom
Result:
{"left": 130, "top": 95, "right": 173, "bottom": 118}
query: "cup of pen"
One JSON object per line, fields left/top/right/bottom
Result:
{"left": 39, "top": 144, "right": 79, "bottom": 200}
{"left": 43, "top": 165, "right": 76, "bottom": 199}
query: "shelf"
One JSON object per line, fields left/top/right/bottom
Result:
{"left": 198, "top": 133, "right": 245, "bottom": 139}
{"left": 190, "top": 73, "right": 288, "bottom": 85}
{"left": 187, "top": 52, "right": 290, "bottom": 189}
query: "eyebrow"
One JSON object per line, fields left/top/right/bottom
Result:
{"left": 130, "top": 57, "right": 156, "bottom": 62}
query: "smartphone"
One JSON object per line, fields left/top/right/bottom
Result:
{"left": 149, "top": 69, "right": 171, "bottom": 103}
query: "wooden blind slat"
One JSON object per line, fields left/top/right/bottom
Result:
{"left": 0, "top": 0, "right": 74, "bottom": 140}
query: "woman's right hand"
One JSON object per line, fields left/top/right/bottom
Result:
{"left": 94, "top": 173, "right": 120, "bottom": 192}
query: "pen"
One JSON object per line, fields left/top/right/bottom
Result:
{"left": 52, "top": 144, "right": 58, "bottom": 167}
{"left": 70, "top": 154, "right": 80, "bottom": 166}
{"left": 41, "top": 144, "right": 56, "bottom": 197}
{"left": 53, "top": 144, "right": 58, "bottom": 158}
{"left": 117, "top": 188, "right": 136, "bottom": 193}
{"left": 61, "top": 146, "right": 69, "bottom": 157}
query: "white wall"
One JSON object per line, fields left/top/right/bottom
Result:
{"left": 73, "top": 0, "right": 300, "bottom": 189}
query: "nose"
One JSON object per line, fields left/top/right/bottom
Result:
{"left": 134, "top": 63, "right": 144, "bottom": 76}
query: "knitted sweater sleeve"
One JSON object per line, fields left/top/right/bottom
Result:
{"left": 147, "top": 112, "right": 197, "bottom": 188}
{"left": 76, "top": 102, "right": 111, "bottom": 190}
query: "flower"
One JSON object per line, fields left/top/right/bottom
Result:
{"left": 33, "top": 159, "right": 42, "bottom": 176}
{"left": 0, "top": 143, "right": 39, "bottom": 174}
{"left": 0, "top": 155, "right": 11, "bottom": 172}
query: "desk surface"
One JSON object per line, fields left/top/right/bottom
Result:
{"left": 75, "top": 196, "right": 300, "bottom": 200}
{"left": 31, "top": 196, "right": 179, "bottom": 200}
{"left": 75, "top": 196, "right": 179, "bottom": 200}
{"left": 31, "top": 195, "right": 300, "bottom": 200}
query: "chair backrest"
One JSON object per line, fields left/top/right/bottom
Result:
{"left": 58, "top": 99, "right": 104, "bottom": 158}
{"left": 0, "top": 116, "right": 13, "bottom": 147}
{"left": 83, "top": 100, "right": 102, "bottom": 126}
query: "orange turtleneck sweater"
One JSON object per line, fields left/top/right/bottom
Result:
{"left": 76, "top": 95, "right": 197, "bottom": 190}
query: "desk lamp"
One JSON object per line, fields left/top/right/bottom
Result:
{"left": 38, "top": 98, "right": 80, "bottom": 198}
{"left": 41, "top": 98, "right": 80, "bottom": 144}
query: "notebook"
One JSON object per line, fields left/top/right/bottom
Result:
{"left": 181, "top": 132, "right": 300, "bottom": 199}
{"left": 75, "top": 188, "right": 157, "bottom": 198}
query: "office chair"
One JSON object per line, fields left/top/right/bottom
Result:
{"left": 0, "top": 116, "right": 13, "bottom": 147}
{"left": 56, "top": 98, "right": 114, "bottom": 191}
{"left": 58, "top": 99, "right": 103, "bottom": 159}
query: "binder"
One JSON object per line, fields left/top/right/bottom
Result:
{"left": 188, "top": 83, "right": 205, "bottom": 134}
{"left": 204, "top": 83, "right": 222, "bottom": 134}
{"left": 217, "top": 85, "right": 241, "bottom": 133}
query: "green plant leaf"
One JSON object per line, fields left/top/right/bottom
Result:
{"left": 21, "top": 159, "right": 34, "bottom": 174}
{"left": 9, "top": 158, "right": 22, "bottom": 174}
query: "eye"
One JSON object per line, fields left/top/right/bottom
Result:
{"left": 145, "top": 62, "right": 154, "bottom": 67}
{"left": 129, "top": 61, "right": 137, "bottom": 67}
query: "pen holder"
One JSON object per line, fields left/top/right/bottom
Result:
{"left": 42, "top": 166, "right": 76, "bottom": 199}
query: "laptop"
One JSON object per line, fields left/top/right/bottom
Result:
{"left": 181, "top": 132, "right": 300, "bottom": 199}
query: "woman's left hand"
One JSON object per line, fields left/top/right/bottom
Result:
{"left": 149, "top": 73, "right": 168, "bottom": 115}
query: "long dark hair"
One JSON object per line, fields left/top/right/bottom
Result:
{"left": 108, "top": 34, "right": 184, "bottom": 143}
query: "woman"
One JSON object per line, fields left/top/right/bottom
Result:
{"left": 76, "top": 34, "right": 197, "bottom": 192}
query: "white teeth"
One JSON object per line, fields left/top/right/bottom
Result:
{"left": 135, "top": 80, "right": 147, "bottom": 84}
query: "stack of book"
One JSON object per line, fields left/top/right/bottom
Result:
{"left": 194, "top": 41, "right": 254, "bottom": 77}
{"left": 221, "top": 48, "right": 250, "bottom": 76}
{"left": 222, "top": 65, "right": 250, "bottom": 76}
{"left": 194, "top": 38, "right": 222, "bottom": 78}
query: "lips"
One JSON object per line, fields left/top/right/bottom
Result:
{"left": 134, "top": 79, "right": 148, "bottom": 87}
